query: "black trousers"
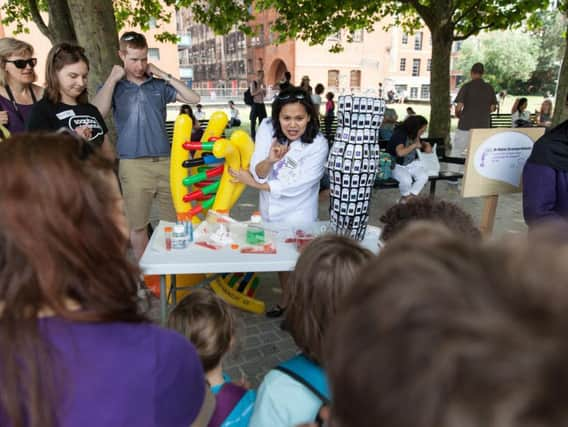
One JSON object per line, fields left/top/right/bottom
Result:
{"left": 250, "top": 102, "right": 267, "bottom": 140}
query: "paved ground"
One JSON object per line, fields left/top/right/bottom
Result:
{"left": 144, "top": 177, "right": 527, "bottom": 386}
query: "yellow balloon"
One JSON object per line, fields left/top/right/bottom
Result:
{"left": 170, "top": 114, "right": 192, "bottom": 219}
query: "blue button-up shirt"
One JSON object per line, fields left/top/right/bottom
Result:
{"left": 112, "top": 77, "right": 177, "bottom": 159}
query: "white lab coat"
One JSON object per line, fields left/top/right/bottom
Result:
{"left": 250, "top": 119, "right": 328, "bottom": 223}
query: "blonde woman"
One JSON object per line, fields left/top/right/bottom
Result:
{"left": 0, "top": 38, "right": 43, "bottom": 133}
{"left": 538, "top": 99, "right": 553, "bottom": 128}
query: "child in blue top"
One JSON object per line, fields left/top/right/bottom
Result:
{"left": 249, "top": 235, "right": 373, "bottom": 427}
{"left": 169, "top": 289, "right": 255, "bottom": 427}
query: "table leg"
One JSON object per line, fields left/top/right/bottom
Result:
{"left": 171, "top": 275, "right": 177, "bottom": 305}
{"left": 160, "top": 275, "right": 167, "bottom": 326}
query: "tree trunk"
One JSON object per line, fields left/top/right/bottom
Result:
{"left": 552, "top": 23, "right": 568, "bottom": 126}
{"left": 44, "top": 0, "right": 77, "bottom": 43}
{"left": 427, "top": 26, "right": 453, "bottom": 143}
{"left": 66, "top": 0, "right": 120, "bottom": 98}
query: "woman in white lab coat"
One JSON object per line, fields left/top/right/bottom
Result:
{"left": 230, "top": 87, "right": 329, "bottom": 317}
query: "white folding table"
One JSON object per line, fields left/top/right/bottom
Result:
{"left": 140, "top": 221, "right": 381, "bottom": 324}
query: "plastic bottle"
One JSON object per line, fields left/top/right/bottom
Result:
{"left": 247, "top": 211, "right": 265, "bottom": 244}
{"left": 164, "top": 226, "right": 173, "bottom": 251}
{"left": 172, "top": 224, "right": 187, "bottom": 249}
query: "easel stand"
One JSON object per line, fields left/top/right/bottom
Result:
{"left": 479, "top": 195, "right": 498, "bottom": 237}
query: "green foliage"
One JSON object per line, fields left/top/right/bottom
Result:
{"left": 455, "top": 30, "right": 539, "bottom": 92}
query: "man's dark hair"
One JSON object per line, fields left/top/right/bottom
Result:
{"left": 380, "top": 197, "right": 481, "bottom": 242}
{"left": 284, "top": 71, "right": 291, "bottom": 81}
{"left": 471, "top": 62, "right": 484, "bottom": 74}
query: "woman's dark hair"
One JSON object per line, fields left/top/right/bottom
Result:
{"left": 0, "top": 133, "right": 144, "bottom": 427}
{"left": 315, "top": 83, "right": 325, "bottom": 95}
{"left": 271, "top": 87, "right": 320, "bottom": 144}
{"left": 168, "top": 289, "right": 235, "bottom": 372}
{"left": 396, "top": 114, "right": 428, "bottom": 140}
{"left": 516, "top": 97, "right": 528, "bottom": 112}
{"left": 179, "top": 104, "right": 197, "bottom": 124}
{"left": 285, "top": 235, "right": 373, "bottom": 364}
{"left": 45, "top": 43, "right": 89, "bottom": 104}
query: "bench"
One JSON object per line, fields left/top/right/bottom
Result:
{"left": 374, "top": 137, "right": 464, "bottom": 196}
{"left": 490, "top": 113, "right": 537, "bottom": 128}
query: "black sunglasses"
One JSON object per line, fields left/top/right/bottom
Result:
{"left": 5, "top": 58, "right": 37, "bottom": 69}
{"left": 277, "top": 93, "right": 305, "bottom": 101}
{"left": 121, "top": 33, "right": 146, "bottom": 42}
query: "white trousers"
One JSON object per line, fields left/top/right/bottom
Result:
{"left": 449, "top": 129, "right": 471, "bottom": 173}
{"left": 392, "top": 160, "right": 429, "bottom": 196}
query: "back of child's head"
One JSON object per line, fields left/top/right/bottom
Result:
{"left": 284, "top": 235, "right": 373, "bottom": 365}
{"left": 380, "top": 196, "right": 481, "bottom": 242}
{"left": 326, "top": 92, "right": 334, "bottom": 100}
{"left": 168, "top": 289, "right": 234, "bottom": 372}
{"left": 326, "top": 222, "right": 568, "bottom": 427}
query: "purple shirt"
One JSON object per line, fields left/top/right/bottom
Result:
{"left": 0, "top": 94, "right": 35, "bottom": 134}
{"left": 1, "top": 317, "right": 206, "bottom": 427}
{"left": 523, "top": 162, "right": 568, "bottom": 225}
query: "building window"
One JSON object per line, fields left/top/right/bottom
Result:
{"left": 400, "top": 58, "right": 406, "bottom": 71}
{"left": 402, "top": 33, "right": 408, "bottom": 44}
{"left": 328, "top": 69, "right": 340, "bottom": 88}
{"left": 412, "top": 58, "right": 421, "bottom": 76}
{"left": 410, "top": 87, "right": 418, "bottom": 98}
{"left": 350, "top": 30, "right": 363, "bottom": 43}
{"left": 327, "top": 31, "right": 341, "bottom": 42}
{"left": 421, "top": 84, "right": 430, "bottom": 99}
{"left": 427, "top": 58, "right": 432, "bottom": 72}
{"left": 149, "top": 48, "right": 160, "bottom": 61}
{"left": 350, "top": 70, "right": 361, "bottom": 89}
{"left": 414, "top": 32, "right": 423, "bottom": 50}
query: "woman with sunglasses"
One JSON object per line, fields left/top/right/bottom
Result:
{"left": 230, "top": 87, "right": 329, "bottom": 317}
{"left": 0, "top": 133, "right": 215, "bottom": 427}
{"left": 26, "top": 43, "right": 114, "bottom": 160}
{"left": 0, "top": 38, "right": 43, "bottom": 134}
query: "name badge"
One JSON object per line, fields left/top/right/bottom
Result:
{"left": 56, "top": 109, "right": 76, "bottom": 120}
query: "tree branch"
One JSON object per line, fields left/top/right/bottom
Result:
{"left": 454, "top": 23, "right": 495, "bottom": 41}
{"left": 28, "top": 0, "right": 53, "bottom": 42}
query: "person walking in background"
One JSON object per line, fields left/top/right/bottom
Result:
{"left": 453, "top": 62, "right": 497, "bottom": 159}
{"left": 93, "top": 31, "right": 200, "bottom": 261}
{"left": 227, "top": 100, "right": 241, "bottom": 128}
{"left": 299, "top": 75, "right": 313, "bottom": 95}
{"left": 0, "top": 37, "right": 43, "bottom": 134}
{"left": 324, "top": 91, "right": 335, "bottom": 142}
{"left": 278, "top": 71, "right": 292, "bottom": 92}
{"left": 249, "top": 69, "right": 267, "bottom": 140}
{"left": 195, "top": 103, "right": 206, "bottom": 120}
{"left": 312, "top": 83, "right": 325, "bottom": 117}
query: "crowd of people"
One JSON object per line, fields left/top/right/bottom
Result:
{"left": 1, "top": 29, "right": 568, "bottom": 427}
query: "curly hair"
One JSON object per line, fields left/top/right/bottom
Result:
{"left": 380, "top": 197, "right": 481, "bottom": 242}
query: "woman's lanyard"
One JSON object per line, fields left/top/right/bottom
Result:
{"left": 4, "top": 84, "right": 37, "bottom": 123}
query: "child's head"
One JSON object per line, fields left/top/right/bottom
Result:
{"left": 326, "top": 91, "right": 334, "bottom": 101}
{"left": 228, "top": 100, "right": 235, "bottom": 108}
{"left": 380, "top": 197, "right": 481, "bottom": 242}
{"left": 284, "top": 235, "right": 373, "bottom": 365}
{"left": 45, "top": 43, "right": 89, "bottom": 104}
{"left": 168, "top": 289, "right": 235, "bottom": 372}
{"left": 315, "top": 83, "right": 325, "bottom": 95}
{"left": 196, "top": 103, "right": 203, "bottom": 111}
{"left": 271, "top": 87, "right": 319, "bottom": 144}
{"left": 326, "top": 222, "right": 568, "bottom": 427}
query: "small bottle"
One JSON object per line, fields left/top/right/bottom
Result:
{"left": 164, "top": 226, "right": 173, "bottom": 251}
{"left": 172, "top": 224, "right": 187, "bottom": 249}
{"left": 250, "top": 211, "right": 262, "bottom": 224}
{"left": 184, "top": 221, "right": 193, "bottom": 243}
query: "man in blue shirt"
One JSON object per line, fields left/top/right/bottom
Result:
{"left": 94, "top": 32, "right": 199, "bottom": 259}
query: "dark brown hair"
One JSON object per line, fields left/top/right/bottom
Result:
{"left": 285, "top": 235, "right": 373, "bottom": 365}
{"left": 380, "top": 196, "right": 481, "bottom": 242}
{"left": 168, "top": 289, "right": 235, "bottom": 372}
{"left": 45, "top": 43, "right": 89, "bottom": 104}
{"left": 327, "top": 222, "right": 568, "bottom": 427}
{"left": 119, "top": 31, "right": 148, "bottom": 51}
{"left": 0, "top": 133, "right": 144, "bottom": 427}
